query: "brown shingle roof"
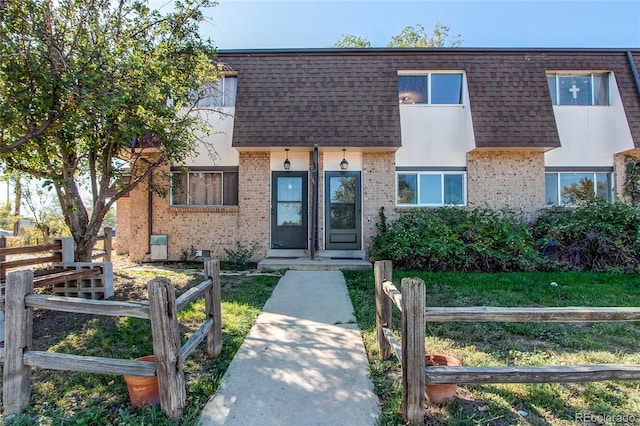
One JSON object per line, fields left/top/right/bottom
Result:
{"left": 218, "top": 49, "right": 640, "bottom": 150}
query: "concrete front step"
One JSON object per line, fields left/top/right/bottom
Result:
{"left": 258, "top": 257, "right": 372, "bottom": 271}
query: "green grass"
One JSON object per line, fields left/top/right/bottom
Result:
{"left": 344, "top": 269, "right": 640, "bottom": 425}
{"left": 1, "top": 269, "right": 280, "bottom": 425}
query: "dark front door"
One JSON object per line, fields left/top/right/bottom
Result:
{"left": 325, "top": 171, "right": 361, "bottom": 250}
{"left": 271, "top": 172, "right": 308, "bottom": 249}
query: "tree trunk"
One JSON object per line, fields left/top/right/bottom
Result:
{"left": 56, "top": 176, "right": 94, "bottom": 262}
{"left": 74, "top": 233, "right": 98, "bottom": 262}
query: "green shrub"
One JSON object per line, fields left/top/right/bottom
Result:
{"left": 532, "top": 200, "right": 640, "bottom": 272}
{"left": 224, "top": 240, "right": 260, "bottom": 270}
{"left": 369, "top": 207, "right": 540, "bottom": 272}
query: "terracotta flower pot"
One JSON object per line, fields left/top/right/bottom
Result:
{"left": 123, "top": 355, "right": 160, "bottom": 407}
{"left": 424, "top": 354, "right": 461, "bottom": 405}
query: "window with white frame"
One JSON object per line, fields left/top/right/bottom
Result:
{"left": 398, "top": 72, "right": 464, "bottom": 105}
{"left": 546, "top": 73, "right": 609, "bottom": 106}
{"left": 545, "top": 171, "right": 613, "bottom": 206}
{"left": 171, "top": 169, "right": 238, "bottom": 206}
{"left": 396, "top": 172, "right": 466, "bottom": 206}
{"left": 194, "top": 76, "right": 238, "bottom": 108}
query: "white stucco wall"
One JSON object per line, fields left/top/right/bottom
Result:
{"left": 182, "top": 108, "right": 239, "bottom": 167}
{"left": 395, "top": 104, "right": 475, "bottom": 167}
{"left": 545, "top": 74, "right": 634, "bottom": 167}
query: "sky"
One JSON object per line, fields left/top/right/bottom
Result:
{"left": 180, "top": 0, "right": 640, "bottom": 49}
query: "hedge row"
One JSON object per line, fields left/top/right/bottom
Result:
{"left": 369, "top": 201, "right": 640, "bottom": 272}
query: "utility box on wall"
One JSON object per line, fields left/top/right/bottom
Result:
{"left": 150, "top": 235, "right": 168, "bottom": 260}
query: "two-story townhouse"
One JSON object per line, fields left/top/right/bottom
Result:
{"left": 115, "top": 48, "right": 640, "bottom": 262}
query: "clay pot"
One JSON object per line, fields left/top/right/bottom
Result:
{"left": 123, "top": 355, "right": 160, "bottom": 407}
{"left": 424, "top": 354, "right": 461, "bottom": 405}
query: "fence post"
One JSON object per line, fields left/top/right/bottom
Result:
{"left": 401, "top": 277, "right": 426, "bottom": 424}
{"left": 375, "top": 260, "right": 393, "bottom": 360}
{"left": 103, "top": 227, "right": 112, "bottom": 262}
{"left": 204, "top": 259, "right": 222, "bottom": 357}
{"left": 0, "top": 235, "right": 6, "bottom": 282}
{"left": 0, "top": 235, "right": 5, "bottom": 343}
{"left": 3, "top": 269, "right": 34, "bottom": 415}
{"left": 148, "top": 277, "right": 185, "bottom": 422}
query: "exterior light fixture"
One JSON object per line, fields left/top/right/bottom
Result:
{"left": 284, "top": 148, "right": 291, "bottom": 170}
{"left": 339, "top": 149, "right": 348, "bottom": 170}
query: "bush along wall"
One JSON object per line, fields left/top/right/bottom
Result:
{"left": 369, "top": 202, "right": 640, "bottom": 272}
{"left": 532, "top": 200, "right": 640, "bottom": 272}
{"left": 369, "top": 207, "right": 540, "bottom": 272}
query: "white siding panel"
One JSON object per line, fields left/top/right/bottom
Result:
{"left": 396, "top": 105, "right": 475, "bottom": 167}
{"left": 184, "top": 108, "right": 239, "bottom": 166}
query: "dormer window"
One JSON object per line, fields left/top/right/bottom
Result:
{"left": 398, "top": 72, "right": 463, "bottom": 105}
{"left": 195, "top": 75, "right": 238, "bottom": 108}
{"left": 547, "top": 73, "right": 609, "bottom": 106}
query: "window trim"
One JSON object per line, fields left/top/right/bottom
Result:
{"left": 546, "top": 72, "right": 611, "bottom": 106}
{"left": 170, "top": 167, "right": 239, "bottom": 207}
{"left": 395, "top": 171, "right": 467, "bottom": 207}
{"left": 397, "top": 71, "right": 465, "bottom": 106}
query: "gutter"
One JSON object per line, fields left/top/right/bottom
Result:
{"left": 627, "top": 51, "right": 640, "bottom": 98}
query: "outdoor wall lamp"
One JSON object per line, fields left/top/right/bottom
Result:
{"left": 340, "top": 149, "right": 349, "bottom": 170}
{"left": 284, "top": 148, "right": 291, "bottom": 170}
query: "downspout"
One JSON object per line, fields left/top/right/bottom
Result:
{"left": 310, "top": 144, "right": 319, "bottom": 259}
{"left": 627, "top": 51, "right": 640, "bottom": 98}
{"left": 146, "top": 169, "right": 153, "bottom": 255}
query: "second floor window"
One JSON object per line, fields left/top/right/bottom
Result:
{"left": 398, "top": 72, "right": 463, "bottom": 105}
{"left": 195, "top": 76, "right": 238, "bottom": 108}
{"left": 547, "top": 73, "right": 609, "bottom": 106}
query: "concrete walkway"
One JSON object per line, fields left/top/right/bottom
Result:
{"left": 200, "top": 271, "right": 380, "bottom": 425}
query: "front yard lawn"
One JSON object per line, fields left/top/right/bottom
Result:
{"left": 344, "top": 270, "right": 640, "bottom": 425}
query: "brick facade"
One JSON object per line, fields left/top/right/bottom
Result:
{"left": 118, "top": 152, "right": 272, "bottom": 262}
{"left": 615, "top": 149, "right": 640, "bottom": 203}
{"left": 362, "top": 152, "right": 396, "bottom": 249}
{"left": 114, "top": 197, "right": 130, "bottom": 255}
{"left": 237, "top": 152, "right": 271, "bottom": 258}
{"left": 117, "top": 148, "right": 640, "bottom": 262}
{"left": 466, "top": 151, "right": 546, "bottom": 216}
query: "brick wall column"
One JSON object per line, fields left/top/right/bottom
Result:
{"left": 615, "top": 149, "right": 640, "bottom": 203}
{"left": 362, "top": 152, "right": 396, "bottom": 256}
{"left": 238, "top": 152, "right": 271, "bottom": 259}
{"left": 467, "top": 151, "right": 545, "bottom": 217}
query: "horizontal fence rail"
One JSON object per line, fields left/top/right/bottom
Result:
{"left": 1, "top": 259, "right": 222, "bottom": 422}
{"left": 25, "top": 294, "right": 150, "bottom": 318}
{"left": 0, "top": 228, "right": 112, "bottom": 281}
{"left": 374, "top": 260, "right": 640, "bottom": 424}
{"left": 425, "top": 306, "right": 640, "bottom": 322}
{"left": 425, "top": 364, "right": 640, "bottom": 385}
{"left": 0, "top": 242, "right": 62, "bottom": 256}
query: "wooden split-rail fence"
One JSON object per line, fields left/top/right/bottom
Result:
{"left": 0, "top": 227, "right": 112, "bottom": 283}
{"left": 0, "top": 230, "right": 115, "bottom": 343}
{"left": 0, "top": 259, "right": 223, "bottom": 422}
{"left": 374, "top": 260, "right": 640, "bottom": 424}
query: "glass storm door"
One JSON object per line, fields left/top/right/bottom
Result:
{"left": 325, "top": 171, "right": 361, "bottom": 250}
{"left": 271, "top": 172, "right": 308, "bottom": 249}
